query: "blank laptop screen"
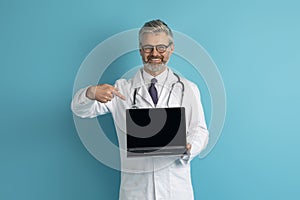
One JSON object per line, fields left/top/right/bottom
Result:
{"left": 126, "top": 107, "right": 186, "bottom": 150}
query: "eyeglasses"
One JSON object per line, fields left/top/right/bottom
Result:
{"left": 141, "top": 43, "right": 172, "bottom": 53}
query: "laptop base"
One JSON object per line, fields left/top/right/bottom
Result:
{"left": 127, "top": 147, "right": 186, "bottom": 157}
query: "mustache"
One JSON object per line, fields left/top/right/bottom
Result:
{"left": 148, "top": 55, "right": 163, "bottom": 59}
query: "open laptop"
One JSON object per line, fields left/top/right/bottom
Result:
{"left": 126, "top": 107, "right": 187, "bottom": 157}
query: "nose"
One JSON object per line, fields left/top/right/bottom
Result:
{"left": 151, "top": 47, "right": 160, "bottom": 57}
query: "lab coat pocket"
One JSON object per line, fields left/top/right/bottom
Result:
{"left": 120, "top": 173, "right": 150, "bottom": 200}
{"left": 169, "top": 161, "right": 194, "bottom": 199}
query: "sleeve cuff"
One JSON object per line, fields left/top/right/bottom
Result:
{"left": 77, "top": 86, "right": 95, "bottom": 105}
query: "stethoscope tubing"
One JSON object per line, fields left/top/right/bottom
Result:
{"left": 132, "top": 73, "right": 184, "bottom": 108}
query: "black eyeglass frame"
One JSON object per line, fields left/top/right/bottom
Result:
{"left": 140, "top": 42, "right": 173, "bottom": 53}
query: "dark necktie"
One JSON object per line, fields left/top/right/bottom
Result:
{"left": 149, "top": 78, "right": 158, "bottom": 105}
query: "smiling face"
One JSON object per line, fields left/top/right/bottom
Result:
{"left": 139, "top": 32, "right": 174, "bottom": 76}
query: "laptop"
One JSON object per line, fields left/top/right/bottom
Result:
{"left": 126, "top": 107, "right": 187, "bottom": 157}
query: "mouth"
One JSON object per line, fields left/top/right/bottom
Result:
{"left": 147, "top": 57, "right": 163, "bottom": 63}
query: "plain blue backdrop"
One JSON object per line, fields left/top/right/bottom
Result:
{"left": 1, "top": 0, "right": 300, "bottom": 199}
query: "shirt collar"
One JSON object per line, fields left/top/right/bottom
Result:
{"left": 142, "top": 68, "right": 169, "bottom": 86}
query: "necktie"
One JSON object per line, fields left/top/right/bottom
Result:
{"left": 149, "top": 78, "right": 158, "bottom": 105}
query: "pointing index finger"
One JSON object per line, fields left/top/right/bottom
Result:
{"left": 113, "top": 88, "right": 126, "bottom": 101}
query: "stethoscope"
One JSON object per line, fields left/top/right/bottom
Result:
{"left": 132, "top": 73, "right": 185, "bottom": 108}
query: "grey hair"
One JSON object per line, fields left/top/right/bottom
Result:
{"left": 139, "top": 19, "right": 174, "bottom": 45}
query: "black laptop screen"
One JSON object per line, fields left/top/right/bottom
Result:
{"left": 126, "top": 107, "right": 186, "bottom": 149}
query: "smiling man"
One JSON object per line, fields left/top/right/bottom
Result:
{"left": 139, "top": 26, "right": 174, "bottom": 76}
{"left": 71, "top": 19, "right": 209, "bottom": 200}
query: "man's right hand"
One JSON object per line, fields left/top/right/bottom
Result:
{"left": 86, "top": 84, "right": 126, "bottom": 103}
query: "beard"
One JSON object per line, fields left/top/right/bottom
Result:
{"left": 144, "top": 63, "right": 166, "bottom": 72}
{"left": 143, "top": 55, "right": 167, "bottom": 72}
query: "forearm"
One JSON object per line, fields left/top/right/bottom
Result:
{"left": 184, "top": 81, "right": 209, "bottom": 162}
{"left": 187, "top": 121, "right": 209, "bottom": 160}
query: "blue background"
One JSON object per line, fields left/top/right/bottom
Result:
{"left": 1, "top": 0, "right": 299, "bottom": 199}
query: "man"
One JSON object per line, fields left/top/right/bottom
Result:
{"left": 71, "top": 19, "right": 209, "bottom": 200}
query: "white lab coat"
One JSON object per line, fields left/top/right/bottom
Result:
{"left": 71, "top": 68, "right": 209, "bottom": 200}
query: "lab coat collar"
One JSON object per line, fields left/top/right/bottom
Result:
{"left": 163, "top": 68, "right": 179, "bottom": 90}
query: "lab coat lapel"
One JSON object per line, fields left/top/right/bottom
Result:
{"left": 155, "top": 68, "right": 178, "bottom": 107}
{"left": 137, "top": 86, "right": 155, "bottom": 107}
{"left": 164, "top": 68, "right": 178, "bottom": 89}
{"left": 131, "top": 68, "right": 155, "bottom": 107}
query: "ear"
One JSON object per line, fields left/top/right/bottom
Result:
{"left": 139, "top": 48, "right": 143, "bottom": 56}
{"left": 170, "top": 43, "right": 174, "bottom": 51}
{"left": 169, "top": 43, "right": 174, "bottom": 55}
